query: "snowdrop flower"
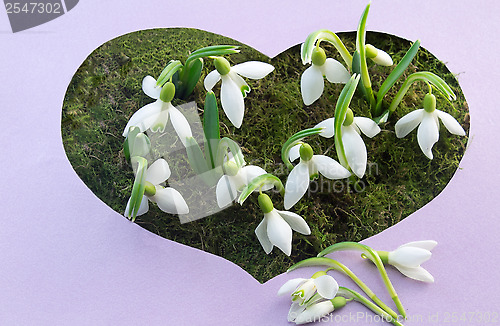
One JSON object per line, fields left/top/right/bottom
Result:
{"left": 378, "top": 240, "right": 437, "bottom": 283}
{"left": 365, "top": 44, "right": 393, "bottom": 66}
{"left": 204, "top": 57, "right": 274, "bottom": 128}
{"left": 124, "top": 158, "right": 189, "bottom": 219}
{"left": 216, "top": 160, "right": 270, "bottom": 208}
{"left": 395, "top": 93, "right": 466, "bottom": 159}
{"left": 301, "top": 47, "right": 351, "bottom": 106}
{"left": 314, "top": 108, "right": 381, "bottom": 178}
{"left": 278, "top": 271, "right": 339, "bottom": 322}
{"left": 255, "top": 194, "right": 311, "bottom": 256}
{"left": 284, "top": 143, "right": 351, "bottom": 209}
{"left": 294, "top": 297, "right": 347, "bottom": 325}
{"left": 122, "top": 78, "right": 193, "bottom": 147}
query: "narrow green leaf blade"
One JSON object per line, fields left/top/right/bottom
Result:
{"left": 301, "top": 29, "right": 352, "bottom": 68}
{"left": 185, "top": 136, "right": 209, "bottom": 176}
{"left": 156, "top": 60, "right": 183, "bottom": 87}
{"left": 185, "top": 45, "right": 239, "bottom": 66}
{"left": 180, "top": 57, "right": 203, "bottom": 99}
{"left": 128, "top": 156, "right": 148, "bottom": 222}
{"left": 203, "top": 91, "right": 220, "bottom": 169}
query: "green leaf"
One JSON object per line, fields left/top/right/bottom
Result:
{"left": 124, "top": 127, "right": 151, "bottom": 162}
{"left": 185, "top": 136, "right": 209, "bottom": 176}
{"left": 180, "top": 57, "right": 203, "bottom": 99}
{"left": 334, "top": 74, "right": 360, "bottom": 169}
{"left": 301, "top": 29, "right": 352, "bottom": 68}
{"left": 127, "top": 156, "right": 148, "bottom": 222}
{"left": 374, "top": 40, "right": 420, "bottom": 116}
{"left": 216, "top": 137, "right": 245, "bottom": 168}
{"left": 123, "top": 126, "right": 140, "bottom": 162}
{"left": 203, "top": 91, "right": 220, "bottom": 169}
{"left": 281, "top": 127, "right": 324, "bottom": 170}
{"left": 237, "top": 174, "right": 284, "bottom": 205}
{"left": 373, "top": 109, "right": 390, "bottom": 125}
{"left": 185, "top": 45, "right": 239, "bottom": 66}
{"left": 389, "top": 71, "right": 456, "bottom": 112}
{"left": 156, "top": 60, "right": 183, "bottom": 87}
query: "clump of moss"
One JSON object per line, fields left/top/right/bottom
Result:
{"left": 62, "top": 28, "right": 468, "bottom": 283}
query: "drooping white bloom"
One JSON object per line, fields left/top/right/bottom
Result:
{"left": 386, "top": 240, "right": 437, "bottom": 283}
{"left": 395, "top": 93, "right": 466, "bottom": 159}
{"left": 204, "top": 57, "right": 274, "bottom": 128}
{"left": 278, "top": 273, "right": 339, "bottom": 322}
{"left": 284, "top": 143, "right": 351, "bottom": 209}
{"left": 294, "top": 300, "right": 336, "bottom": 324}
{"left": 255, "top": 194, "right": 311, "bottom": 256}
{"left": 365, "top": 44, "right": 393, "bottom": 66}
{"left": 216, "top": 160, "right": 270, "bottom": 208}
{"left": 314, "top": 109, "right": 381, "bottom": 178}
{"left": 301, "top": 47, "right": 350, "bottom": 106}
{"left": 124, "top": 158, "right": 189, "bottom": 218}
{"left": 122, "top": 77, "right": 193, "bottom": 147}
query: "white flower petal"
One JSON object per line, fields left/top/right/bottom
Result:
{"left": 239, "top": 165, "right": 272, "bottom": 191}
{"left": 204, "top": 70, "right": 221, "bottom": 91}
{"left": 142, "top": 75, "right": 161, "bottom": 99}
{"left": 301, "top": 65, "right": 324, "bottom": 106}
{"left": 313, "top": 155, "right": 351, "bottom": 180}
{"left": 145, "top": 159, "right": 171, "bottom": 185}
{"left": 123, "top": 100, "right": 163, "bottom": 137}
{"left": 314, "top": 118, "right": 335, "bottom": 138}
{"left": 284, "top": 162, "right": 310, "bottom": 209}
{"left": 231, "top": 61, "right": 275, "bottom": 79}
{"left": 436, "top": 110, "right": 466, "bottom": 136}
{"left": 149, "top": 108, "right": 170, "bottom": 133}
{"left": 417, "top": 111, "right": 440, "bottom": 159}
{"left": 265, "top": 210, "right": 292, "bottom": 256}
{"left": 353, "top": 117, "right": 381, "bottom": 138}
{"left": 371, "top": 49, "right": 393, "bottom": 66}
{"left": 153, "top": 187, "right": 189, "bottom": 214}
{"left": 277, "top": 278, "right": 307, "bottom": 296}
{"left": 216, "top": 175, "right": 237, "bottom": 208}
{"left": 389, "top": 247, "right": 432, "bottom": 268}
{"left": 342, "top": 126, "right": 368, "bottom": 178}
{"left": 399, "top": 240, "right": 437, "bottom": 251}
{"left": 168, "top": 104, "right": 193, "bottom": 147}
{"left": 394, "top": 265, "right": 434, "bottom": 283}
{"left": 228, "top": 71, "right": 250, "bottom": 97}
{"left": 313, "top": 275, "right": 339, "bottom": 299}
{"left": 220, "top": 75, "right": 245, "bottom": 128}
{"left": 255, "top": 217, "right": 273, "bottom": 254}
{"left": 277, "top": 210, "right": 311, "bottom": 235}
{"left": 322, "top": 58, "right": 350, "bottom": 83}
{"left": 395, "top": 109, "right": 424, "bottom": 138}
{"left": 124, "top": 195, "right": 149, "bottom": 218}
{"left": 289, "top": 144, "right": 301, "bottom": 162}
{"left": 295, "top": 301, "right": 334, "bottom": 325}
{"left": 288, "top": 302, "right": 306, "bottom": 322}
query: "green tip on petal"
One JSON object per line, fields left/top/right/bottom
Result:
{"left": 311, "top": 270, "right": 327, "bottom": 279}
{"left": 331, "top": 297, "right": 347, "bottom": 310}
{"left": 424, "top": 93, "right": 436, "bottom": 113}
{"left": 160, "top": 82, "right": 176, "bottom": 102}
{"left": 311, "top": 47, "right": 327, "bottom": 66}
{"left": 258, "top": 193, "right": 274, "bottom": 213}
{"left": 299, "top": 143, "right": 314, "bottom": 161}
{"left": 214, "top": 57, "right": 231, "bottom": 75}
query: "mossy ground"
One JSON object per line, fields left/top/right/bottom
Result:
{"left": 62, "top": 28, "right": 468, "bottom": 283}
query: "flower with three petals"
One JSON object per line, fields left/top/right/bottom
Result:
{"left": 122, "top": 76, "right": 193, "bottom": 147}
{"left": 124, "top": 158, "right": 189, "bottom": 218}
{"left": 284, "top": 143, "right": 351, "bottom": 209}
{"left": 301, "top": 47, "right": 351, "bottom": 105}
{"left": 395, "top": 93, "right": 466, "bottom": 159}
{"left": 204, "top": 57, "right": 274, "bottom": 128}
{"left": 314, "top": 108, "right": 381, "bottom": 178}
{"left": 255, "top": 194, "right": 311, "bottom": 256}
{"left": 216, "top": 159, "right": 270, "bottom": 208}
{"left": 377, "top": 240, "right": 437, "bottom": 283}
{"left": 278, "top": 271, "right": 339, "bottom": 323}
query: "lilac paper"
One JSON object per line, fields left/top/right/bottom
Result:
{"left": 0, "top": 0, "right": 499, "bottom": 325}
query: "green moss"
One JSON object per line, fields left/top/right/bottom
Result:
{"left": 61, "top": 28, "right": 468, "bottom": 283}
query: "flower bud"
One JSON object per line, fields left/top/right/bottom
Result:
{"left": 159, "top": 82, "right": 176, "bottom": 102}
{"left": 258, "top": 193, "right": 274, "bottom": 214}
{"left": 366, "top": 44, "right": 393, "bottom": 66}
{"left": 424, "top": 93, "right": 436, "bottom": 113}
{"left": 223, "top": 161, "right": 239, "bottom": 177}
{"left": 299, "top": 143, "right": 314, "bottom": 161}
{"left": 214, "top": 57, "right": 231, "bottom": 75}
{"left": 311, "top": 47, "right": 327, "bottom": 66}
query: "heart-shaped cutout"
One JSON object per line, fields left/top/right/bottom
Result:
{"left": 61, "top": 28, "right": 468, "bottom": 283}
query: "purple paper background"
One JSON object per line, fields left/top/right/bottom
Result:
{"left": 1, "top": 0, "right": 499, "bottom": 325}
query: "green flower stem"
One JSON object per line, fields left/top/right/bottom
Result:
{"left": 356, "top": 2, "right": 376, "bottom": 109}
{"left": 216, "top": 137, "right": 245, "bottom": 168}
{"left": 318, "top": 242, "right": 406, "bottom": 318}
{"left": 281, "top": 127, "right": 324, "bottom": 170}
{"left": 237, "top": 174, "right": 284, "bottom": 205}
{"left": 301, "top": 29, "right": 352, "bottom": 69}
{"left": 287, "top": 257, "right": 398, "bottom": 319}
{"left": 128, "top": 156, "right": 148, "bottom": 222}
{"left": 338, "top": 287, "right": 405, "bottom": 326}
{"left": 389, "top": 71, "right": 456, "bottom": 112}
